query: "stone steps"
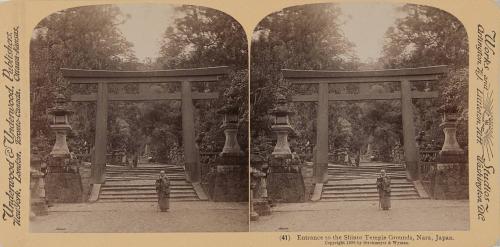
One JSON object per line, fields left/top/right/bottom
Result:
{"left": 327, "top": 170, "right": 406, "bottom": 174}
{"left": 98, "top": 164, "right": 202, "bottom": 203}
{"left": 103, "top": 180, "right": 192, "bottom": 186}
{"left": 328, "top": 167, "right": 405, "bottom": 171}
{"left": 325, "top": 178, "right": 410, "bottom": 185}
{"left": 328, "top": 176, "right": 407, "bottom": 181}
{"left": 97, "top": 198, "right": 200, "bottom": 203}
{"left": 98, "top": 193, "right": 199, "bottom": 202}
{"left": 324, "top": 184, "right": 414, "bottom": 190}
{"left": 320, "top": 163, "right": 423, "bottom": 202}
{"left": 101, "top": 185, "right": 193, "bottom": 191}
{"left": 322, "top": 191, "right": 419, "bottom": 197}
{"left": 101, "top": 188, "right": 194, "bottom": 194}
{"left": 320, "top": 195, "right": 422, "bottom": 202}
{"left": 327, "top": 173, "right": 407, "bottom": 176}
{"left": 322, "top": 188, "right": 417, "bottom": 194}
{"left": 329, "top": 175, "right": 407, "bottom": 180}
{"left": 106, "top": 169, "right": 184, "bottom": 173}
{"left": 105, "top": 176, "right": 186, "bottom": 181}
{"left": 328, "top": 164, "right": 403, "bottom": 168}
{"left": 106, "top": 173, "right": 184, "bottom": 176}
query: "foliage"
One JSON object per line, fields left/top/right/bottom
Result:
{"left": 158, "top": 5, "right": 247, "bottom": 69}
{"left": 30, "top": 5, "right": 138, "bottom": 157}
{"left": 154, "top": 5, "right": 248, "bottom": 162}
{"left": 380, "top": 4, "right": 469, "bottom": 147}
{"left": 252, "top": 3, "right": 469, "bottom": 163}
{"left": 31, "top": 5, "right": 248, "bottom": 165}
{"left": 381, "top": 5, "right": 467, "bottom": 68}
{"left": 251, "top": 4, "right": 359, "bottom": 160}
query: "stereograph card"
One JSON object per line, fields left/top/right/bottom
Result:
{"left": 0, "top": 0, "right": 498, "bottom": 246}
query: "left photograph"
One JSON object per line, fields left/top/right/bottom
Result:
{"left": 29, "top": 4, "right": 249, "bottom": 232}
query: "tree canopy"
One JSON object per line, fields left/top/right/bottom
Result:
{"left": 151, "top": 5, "right": 248, "bottom": 160}
{"left": 250, "top": 4, "right": 359, "bottom": 159}
{"left": 30, "top": 3, "right": 469, "bottom": 165}
{"left": 380, "top": 4, "right": 468, "bottom": 147}
{"left": 31, "top": 4, "right": 248, "bottom": 165}
{"left": 30, "top": 5, "right": 138, "bottom": 156}
{"left": 158, "top": 5, "right": 247, "bottom": 69}
{"left": 251, "top": 3, "right": 469, "bottom": 162}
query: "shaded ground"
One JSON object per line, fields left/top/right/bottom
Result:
{"left": 31, "top": 201, "right": 248, "bottom": 232}
{"left": 250, "top": 200, "right": 469, "bottom": 232}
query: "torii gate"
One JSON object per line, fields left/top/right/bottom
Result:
{"left": 61, "top": 66, "right": 229, "bottom": 184}
{"left": 283, "top": 65, "right": 448, "bottom": 182}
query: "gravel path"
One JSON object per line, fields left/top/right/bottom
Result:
{"left": 250, "top": 200, "right": 469, "bottom": 232}
{"left": 30, "top": 201, "right": 248, "bottom": 233}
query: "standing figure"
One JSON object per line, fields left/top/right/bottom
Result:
{"left": 155, "top": 170, "right": 170, "bottom": 212}
{"left": 354, "top": 149, "right": 360, "bottom": 167}
{"left": 343, "top": 149, "right": 350, "bottom": 165}
{"left": 132, "top": 153, "right": 138, "bottom": 168}
{"left": 376, "top": 169, "right": 391, "bottom": 210}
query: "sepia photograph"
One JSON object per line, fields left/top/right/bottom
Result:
{"left": 250, "top": 2, "right": 469, "bottom": 232}
{"left": 0, "top": 0, "right": 498, "bottom": 246}
{"left": 29, "top": 3, "right": 249, "bottom": 232}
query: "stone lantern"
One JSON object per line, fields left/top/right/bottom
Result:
{"left": 30, "top": 147, "right": 48, "bottom": 216}
{"left": 219, "top": 105, "right": 242, "bottom": 156}
{"left": 250, "top": 197, "right": 259, "bottom": 221}
{"left": 48, "top": 94, "right": 73, "bottom": 159}
{"left": 250, "top": 147, "right": 271, "bottom": 219}
{"left": 267, "top": 94, "right": 305, "bottom": 202}
{"left": 250, "top": 166, "right": 260, "bottom": 221}
{"left": 439, "top": 108, "right": 464, "bottom": 156}
{"left": 210, "top": 105, "right": 248, "bottom": 202}
{"left": 430, "top": 105, "right": 468, "bottom": 200}
{"left": 269, "top": 94, "right": 294, "bottom": 158}
{"left": 45, "top": 93, "right": 83, "bottom": 203}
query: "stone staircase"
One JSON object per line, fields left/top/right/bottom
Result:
{"left": 320, "top": 162, "right": 426, "bottom": 201}
{"left": 97, "top": 163, "right": 202, "bottom": 202}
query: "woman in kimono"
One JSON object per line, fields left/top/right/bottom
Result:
{"left": 155, "top": 170, "right": 170, "bottom": 212}
{"left": 376, "top": 169, "right": 391, "bottom": 210}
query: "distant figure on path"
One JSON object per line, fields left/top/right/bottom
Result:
{"left": 376, "top": 169, "right": 391, "bottom": 210}
{"left": 354, "top": 149, "right": 360, "bottom": 167}
{"left": 132, "top": 153, "right": 138, "bottom": 168}
{"left": 343, "top": 150, "right": 350, "bottom": 165}
{"left": 155, "top": 170, "right": 170, "bottom": 212}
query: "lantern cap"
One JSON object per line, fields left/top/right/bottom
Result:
{"left": 437, "top": 103, "right": 458, "bottom": 114}
{"left": 55, "top": 93, "right": 66, "bottom": 103}
{"left": 48, "top": 93, "right": 73, "bottom": 115}
{"left": 217, "top": 104, "right": 239, "bottom": 115}
{"left": 269, "top": 93, "right": 294, "bottom": 116}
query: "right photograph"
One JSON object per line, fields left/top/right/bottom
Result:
{"left": 250, "top": 3, "right": 469, "bottom": 232}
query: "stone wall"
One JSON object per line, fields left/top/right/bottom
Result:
{"left": 78, "top": 162, "right": 92, "bottom": 202}
{"left": 207, "top": 155, "right": 248, "bottom": 202}
{"left": 267, "top": 172, "right": 305, "bottom": 202}
{"left": 267, "top": 156, "right": 306, "bottom": 203}
{"left": 301, "top": 162, "right": 315, "bottom": 201}
{"left": 430, "top": 163, "right": 468, "bottom": 200}
{"left": 45, "top": 172, "right": 83, "bottom": 203}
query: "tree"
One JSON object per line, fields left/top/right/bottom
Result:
{"left": 158, "top": 5, "right": 247, "bottom": 69}
{"left": 381, "top": 5, "right": 467, "bottom": 68}
{"left": 153, "top": 5, "right": 248, "bottom": 162}
{"left": 250, "top": 4, "right": 360, "bottom": 159}
{"left": 30, "top": 5, "right": 138, "bottom": 156}
{"left": 380, "top": 4, "right": 469, "bottom": 147}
